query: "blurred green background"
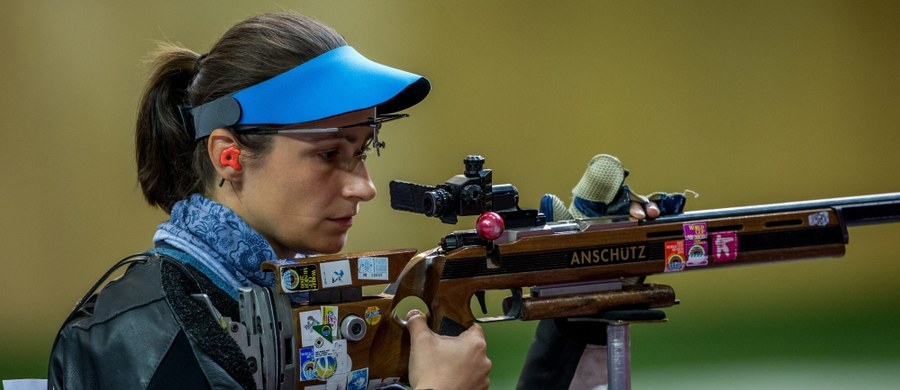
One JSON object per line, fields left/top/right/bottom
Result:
{"left": 2, "top": 1, "right": 899, "bottom": 389}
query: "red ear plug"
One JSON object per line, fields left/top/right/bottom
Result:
{"left": 220, "top": 146, "right": 242, "bottom": 170}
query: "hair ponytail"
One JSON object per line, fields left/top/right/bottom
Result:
{"left": 135, "top": 43, "right": 210, "bottom": 213}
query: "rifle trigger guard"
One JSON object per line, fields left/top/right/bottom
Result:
{"left": 474, "top": 288, "right": 523, "bottom": 323}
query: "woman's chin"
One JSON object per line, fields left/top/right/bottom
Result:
{"left": 311, "top": 236, "right": 349, "bottom": 255}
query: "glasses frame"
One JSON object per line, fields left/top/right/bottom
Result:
{"left": 235, "top": 113, "right": 408, "bottom": 157}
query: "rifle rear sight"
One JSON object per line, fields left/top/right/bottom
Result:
{"left": 389, "top": 155, "right": 545, "bottom": 228}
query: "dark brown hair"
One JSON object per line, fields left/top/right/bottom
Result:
{"left": 135, "top": 12, "right": 346, "bottom": 213}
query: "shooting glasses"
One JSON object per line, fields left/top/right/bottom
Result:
{"left": 240, "top": 112, "right": 408, "bottom": 160}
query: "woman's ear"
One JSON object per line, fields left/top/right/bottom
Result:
{"left": 208, "top": 129, "right": 243, "bottom": 185}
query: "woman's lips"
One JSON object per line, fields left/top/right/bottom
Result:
{"left": 328, "top": 216, "right": 354, "bottom": 229}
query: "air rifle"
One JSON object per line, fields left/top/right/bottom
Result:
{"left": 233, "top": 155, "right": 900, "bottom": 390}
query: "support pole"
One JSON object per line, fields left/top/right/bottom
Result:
{"left": 601, "top": 308, "right": 669, "bottom": 390}
{"left": 606, "top": 321, "right": 631, "bottom": 390}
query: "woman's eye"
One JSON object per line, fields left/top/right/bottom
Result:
{"left": 319, "top": 150, "right": 340, "bottom": 160}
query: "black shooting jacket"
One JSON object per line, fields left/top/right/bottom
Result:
{"left": 48, "top": 254, "right": 255, "bottom": 389}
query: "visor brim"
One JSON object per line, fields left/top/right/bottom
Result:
{"left": 191, "top": 46, "right": 430, "bottom": 139}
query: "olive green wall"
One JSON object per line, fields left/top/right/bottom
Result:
{"left": 2, "top": 1, "right": 899, "bottom": 388}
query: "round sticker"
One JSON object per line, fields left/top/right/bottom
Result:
{"left": 365, "top": 306, "right": 382, "bottom": 326}
{"left": 316, "top": 355, "right": 336, "bottom": 380}
{"left": 281, "top": 269, "right": 300, "bottom": 291}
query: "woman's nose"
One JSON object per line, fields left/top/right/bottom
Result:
{"left": 344, "top": 164, "right": 377, "bottom": 202}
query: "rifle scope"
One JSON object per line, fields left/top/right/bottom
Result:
{"left": 389, "top": 155, "right": 522, "bottom": 225}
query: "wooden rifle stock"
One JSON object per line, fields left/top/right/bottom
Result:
{"left": 424, "top": 192, "right": 900, "bottom": 335}
{"left": 257, "top": 192, "right": 899, "bottom": 388}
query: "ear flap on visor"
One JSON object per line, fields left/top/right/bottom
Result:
{"left": 189, "top": 46, "right": 430, "bottom": 139}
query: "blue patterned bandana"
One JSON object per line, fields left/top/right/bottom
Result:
{"left": 153, "top": 194, "right": 276, "bottom": 299}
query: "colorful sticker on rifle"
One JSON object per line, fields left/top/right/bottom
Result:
{"left": 683, "top": 222, "right": 708, "bottom": 241}
{"left": 299, "top": 346, "right": 317, "bottom": 381}
{"left": 315, "top": 355, "right": 337, "bottom": 380}
{"left": 683, "top": 222, "right": 708, "bottom": 267}
{"left": 323, "top": 306, "right": 339, "bottom": 339}
{"left": 320, "top": 260, "right": 352, "bottom": 288}
{"left": 300, "top": 308, "right": 323, "bottom": 347}
{"left": 283, "top": 264, "right": 319, "bottom": 292}
{"left": 712, "top": 231, "right": 739, "bottom": 262}
{"left": 685, "top": 240, "right": 708, "bottom": 267}
{"left": 282, "top": 269, "right": 300, "bottom": 291}
{"left": 365, "top": 306, "right": 382, "bottom": 326}
{"left": 358, "top": 256, "right": 389, "bottom": 280}
{"left": 665, "top": 240, "right": 686, "bottom": 272}
{"left": 313, "top": 328, "right": 336, "bottom": 381}
{"left": 348, "top": 368, "right": 369, "bottom": 390}
{"left": 808, "top": 211, "right": 830, "bottom": 227}
{"left": 314, "top": 324, "right": 334, "bottom": 343}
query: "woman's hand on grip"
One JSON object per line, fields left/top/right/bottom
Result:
{"left": 406, "top": 310, "right": 491, "bottom": 390}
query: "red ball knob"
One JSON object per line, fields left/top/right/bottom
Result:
{"left": 476, "top": 212, "right": 505, "bottom": 241}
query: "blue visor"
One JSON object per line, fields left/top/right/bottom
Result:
{"left": 189, "top": 46, "right": 430, "bottom": 139}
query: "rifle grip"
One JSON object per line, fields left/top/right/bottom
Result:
{"left": 438, "top": 316, "right": 467, "bottom": 336}
{"left": 430, "top": 286, "right": 477, "bottom": 336}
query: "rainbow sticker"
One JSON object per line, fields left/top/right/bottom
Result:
{"left": 299, "top": 346, "right": 316, "bottom": 381}
{"left": 282, "top": 265, "right": 318, "bottom": 292}
{"left": 665, "top": 240, "right": 686, "bottom": 272}
{"left": 683, "top": 222, "right": 708, "bottom": 267}
{"left": 281, "top": 269, "right": 300, "bottom": 291}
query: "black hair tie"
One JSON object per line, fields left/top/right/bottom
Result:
{"left": 194, "top": 53, "right": 208, "bottom": 74}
